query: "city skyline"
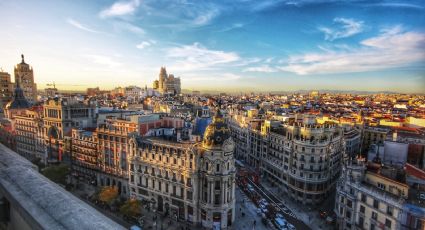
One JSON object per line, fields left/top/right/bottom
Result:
{"left": 1, "top": 0, "right": 425, "bottom": 93}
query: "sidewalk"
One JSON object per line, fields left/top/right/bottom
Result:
{"left": 233, "top": 187, "right": 275, "bottom": 230}
{"left": 261, "top": 180, "right": 334, "bottom": 230}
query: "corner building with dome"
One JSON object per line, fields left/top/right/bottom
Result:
{"left": 128, "top": 110, "right": 236, "bottom": 229}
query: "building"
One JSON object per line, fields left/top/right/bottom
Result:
{"left": 362, "top": 126, "right": 389, "bottom": 154}
{"left": 335, "top": 158, "right": 425, "bottom": 230}
{"left": 96, "top": 116, "right": 137, "bottom": 196}
{"left": 152, "top": 67, "right": 181, "bottom": 95}
{"left": 44, "top": 87, "right": 58, "bottom": 98}
{"left": 128, "top": 110, "right": 236, "bottom": 229}
{"left": 262, "top": 115, "right": 344, "bottom": 205}
{"left": 4, "top": 81, "right": 31, "bottom": 119}
{"left": 343, "top": 127, "right": 361, "bottom": 159}
{"left": 13, "top": 54, "right": 37, "bottom": 104}
{"left": 0, "top": 71, "right": 13, "bottom": 109}
{"left": 71, "top": 128, "right": 98, "bottom": 183}
{"left": 42, "top": 97, "right": 97, "bottom": 163}
{"left": 14, "top": 107, "right": 45, "bottom": 163}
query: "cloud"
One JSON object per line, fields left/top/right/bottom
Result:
{"left": 318, "top": 17, "right": 364, "bottom": 41}
{"left": 216, "top": 23, "right": 244, "bottom": 32}
{"left": 166, "top": 43, "right": 240, "bottom": 71}
{"left": 85, "top": 55, "right": 122, "bottom": 68}
{"left": 100, "top": 0, "right": 140, "bottom": 18}
{"left": 136, "top": 40, "right": 156, "bottom": 49}
{"left": 243, "top": 65, "right": 278, "bottom": 73}
{"left": 113, "top": 22, "right": 145, "bottom": 35}
{"left": 279, "top": 26, "right": 425, "bottom": 75}
{"left": 138, "top": 1, "right": 220, "bottom": 28}
{"left": 66, "top": 18, "right": 100, "bottom": 33}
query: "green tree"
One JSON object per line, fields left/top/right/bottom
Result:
{"left": 41, "top": 164, "right": 69, "bottom": 185}
{"left": 120, "top": 199, "right": 142, "bottom": 218}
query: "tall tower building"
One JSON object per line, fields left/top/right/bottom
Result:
{"left": 14, "top": 54, "right": 37, "bottom": 104}
{"left": 199, "top": 109, "right": 236, "bottom": 229}
{"left": 158, "top": 66, "right": 167, "bottom": 93}
{"left": 0, "top": 71, "right": 13, "bottom": 109}
{"left": 152, "top": 67, "right": 181, "bottom": 95}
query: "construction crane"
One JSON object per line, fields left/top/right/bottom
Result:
{"left": 46, "top": 82, "right": 56, "bottom": 89}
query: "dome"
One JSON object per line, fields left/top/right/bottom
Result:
{"left": 5, "top": 81, "right": 31, "bottom": 110}
{"left": 202, "top": 109, "right": 230, "bottom": 148}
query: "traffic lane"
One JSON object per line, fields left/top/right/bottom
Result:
{"left": 246, "top": 179, "right": 311, "bottom": 230}
{"left": 256, "top": 183, "right": 296, "bottom": 217}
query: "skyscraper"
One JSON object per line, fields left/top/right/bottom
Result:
{"left": 14, "top": 54, "right": 37, "bottom": 104}
{"left": 152, "top": 67, "right": 181, "bottom": 95}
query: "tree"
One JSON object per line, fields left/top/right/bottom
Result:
{"left": 120, "top": 199, "right": 142, "bottom": 218}
{"left": 41, "top": 164, "right": 69, "bottom": 185}
{"left": 98, "top": 186, "right": 119, "bottom": 205}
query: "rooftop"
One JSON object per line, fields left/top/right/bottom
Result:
{"left": 0, "top": 143, "right": 125, "bottom": 230}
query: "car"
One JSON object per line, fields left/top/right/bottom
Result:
{"left": 130, "top": 225, "right": 142, "bottom": 230}
{"left": 274, "top": 217, "right": 288, "bottom": 230}
{"left": 256, "top": 208, "right": 262, "bottom": 216}
{"left": 326, "top": 216, "right": 335, "bottom": 224}
{"left": 287, "top": 223, "right": 296, "bottom": 230}
{"left": 276, "top": 213, "right": 284, "bottom": 219}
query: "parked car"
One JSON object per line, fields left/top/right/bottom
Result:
{"left": 274, "top": 217, "right": 288, "bottom": 230}
{"left": 256, "top": 208, "right": 262, "bottom": 216}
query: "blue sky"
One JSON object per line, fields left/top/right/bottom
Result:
{"left": 0, "top": 0, "right": 424, "bottom": 93}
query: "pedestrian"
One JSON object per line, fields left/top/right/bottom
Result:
{"left": 254, "top": 220, "right": 256, "bottom": 226}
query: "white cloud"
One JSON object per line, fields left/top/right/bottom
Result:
{"left": 243, "top": 65, "right": 278, "bottom": 73}
{"left": 136, "top": 40, "right": 156, "bottom": 49}
{"left": 85, "top": 55, "right": 122, "bottom": 68}
{"left": 319, "top": 17, "right": 364, "bottom": 41}
{"left": 66, "top": 18, "right": 100, "bottom": 33}
{"left": 216, "top": 23, "right": 244, "bottom": 32}
{"left": 279, "top": 26, "right": 425, "bottom": 75}
{"left": 113, "top": 22, "right": 145, "bottom": 35}
{"left": 167, "top": 43, "right": 240, "bottom": 71}
{"left": 100, "top": 0, "right": 140, "bottom": 18}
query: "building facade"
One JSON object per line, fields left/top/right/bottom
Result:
{"left": 43, "top": 98, "right": 96, "bottom": 163}
{"left": 152, "top": 67, "right": 181, "bottom": 95}
{"left": 14, "top": 107, "right": 45, "bottom": 163}
{"left": 71, "top": 128, "right": 98, "bottom": 183}
{"left": 13, "top": 55, "right": 37, "bottom": 104}
{"left": 0, "top": 71, "right": 13, "bottom": 109}
{"left": 335, "top": 159, "right": 425, "bottom": 230}
{"left": 97, "top": 117, "right": 137, "bottom": 196}
{"left": 128, "top": 111, "right": 236, "bottom": 229}
{"left": 263, "top": 116, "right": 344, "bottom": 205}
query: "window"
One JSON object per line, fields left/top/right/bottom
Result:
{"left": 385, "top": 219, "right": 391, "bottom": 228}
{"left": 386, "top": 205, "right": 393, "bottom": 216}
{"left": 206, "top": 162, "right": 209, "bottom": 170}
{"left": 216, "top": 164, "right": 220, "bottom": 172}
{"left": 358, "top": 217, "right": 364, "bottom": 227}
{"left": 360, "top": 205, "right": 365, "bottom": 213}
{"left": 378, "top": 183, "right": 385, "bottom": 190}
{"left": 214, "top": 194, "right": 220, "bottom": 205}
{"left": 371, "top": 211, "right": 378, "bottom": 220}
{"left": 346, "top": 210, "right": 351, "bottom": 218}
{"left": 373, "top": 199, "right": 379, "bottom": 209}
{"left": 361, "top": 193, "right": 367, "bottom": 202}
{"left": 215, "top": 181, "right": 220, "bottom": 190}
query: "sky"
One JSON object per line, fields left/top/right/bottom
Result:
{"left": 0, "top": 0, "right": 424, "bottom": 93}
